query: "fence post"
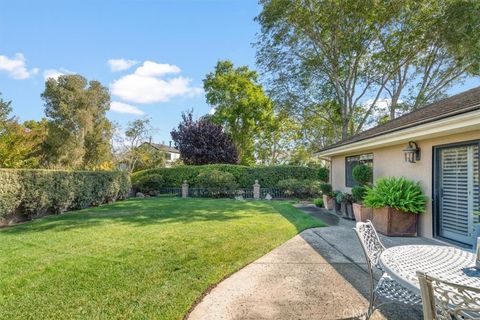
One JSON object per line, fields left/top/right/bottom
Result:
{"left": 253, "top": 180, "right": 260, "bottom": 200}
{"left": 182, "top": 180, "right": 189, "bottom": 198}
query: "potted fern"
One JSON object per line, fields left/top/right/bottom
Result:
{"left": 351, "top": 164, "right": 373, "bottom": 222}
{"left": 363, "top": 177, "right": 427, "bottom": 237}
{"left": 320, "top": 183, "right": 334, "bottom": 210}
{"left": 333, "top": 190, "right": 342, "bottom": 213}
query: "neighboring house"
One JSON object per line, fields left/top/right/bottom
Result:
{"left": 316, "top": 87, "right": 480, "bottom": 247}
{"left": 142, "top": 142, "right": 181, "bottom": 168}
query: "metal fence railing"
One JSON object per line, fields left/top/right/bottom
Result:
{"left": 159, "top": 187, "right": 286, "bottom": 199}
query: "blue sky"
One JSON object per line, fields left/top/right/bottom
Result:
{"left": 0, "top": 0, "right": 261, "bottom": 144}
{"left": 1, "top": 0, "right": 479, "bottom": 145}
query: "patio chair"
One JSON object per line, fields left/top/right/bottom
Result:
{"left": 353, "top": 221, "right": 422, "bottom": 319}
{"left": 417, "top": 271, "right": 480, "bottom": 319}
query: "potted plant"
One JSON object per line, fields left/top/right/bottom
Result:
{"left": 320, "top": 183, "right": 334, "bottom": 210}
{"left": 351, "top": 164, "right": 373, "bottom": 222}
{"left": 339, "top": 193, "right": 354, "bottom": 219}
{"left": 363, "top": 177, "right": 427, "bottom": 237}
{"left": 334, "top": 191, "right": 343, "bottom": 214}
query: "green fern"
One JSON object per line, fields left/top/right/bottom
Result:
{"left": 363, "top": 177, "right": 427, "bottom": 214}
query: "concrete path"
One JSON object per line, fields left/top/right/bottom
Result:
{"left": 187, "top": 205, "right": 439, "bottom": 320}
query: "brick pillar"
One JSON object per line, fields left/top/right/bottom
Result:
{"left": 253, "top": 180, "right": 260, "bottom": 200}
{"left": 182, "top": 180, "right": 189, "bottom": 198}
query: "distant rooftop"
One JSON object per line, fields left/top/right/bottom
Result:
{"left": 143, "top": 142, "right": 179, "bottom": 154}
{"left": 319, "top": 86, "right": 480, "bottom": 153}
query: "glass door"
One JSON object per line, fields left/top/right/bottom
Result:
{"left": 437, "top": 143, "right": 479, "bottom": 246}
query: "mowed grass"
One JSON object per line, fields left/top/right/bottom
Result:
{"left": 0, "top": 198, "right": 324, "bottom": 319}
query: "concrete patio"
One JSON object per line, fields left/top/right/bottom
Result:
{"left": 187, "top": 205, "right": 442, "bottom": 320}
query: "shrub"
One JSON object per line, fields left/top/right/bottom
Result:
{"left": 277, "top": 179, "right": 321, "bottom": 198}
{"left": 317, "top": 167, "right": 329, "bottom": 183}
{"left": 351, "top": 185, "right": 366, "bottom": 203}
{"left": 196, "top": 170, "right": 237, "bottom": 197}
{"left": 133, "top": 174, "right": 165, "bottom": 195}
{"left": 343, "top": 193, "right": 353, "bottom": 203}
{"left": 363, "top": 177, "right": 427, "bottom": 214}
{"left": 352, "top": 164, "right": 373, "bottom": 186}
{"left": 313, "top": 198, "right": 324, "bottom": 207}
{"left": 132, "top": 165, "right": 327, "bottom": 188}
{"left": 0, "top": 169, "right": 130, "bottom": 219}
{"left": 335, "top": 191, "right": 344, "bottom": 203}
{"left": 319, "top": 183, "right": 333, "bottom": 196}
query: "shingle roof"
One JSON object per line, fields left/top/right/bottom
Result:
{"left": 319, "top": 86, "right": 480, "bottom": 153}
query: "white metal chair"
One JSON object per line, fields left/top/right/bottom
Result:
{"left": 353, "top": 221, "right": 422, "bottom": 319}
{"left": 417, "top": 271, "right": 480, "bottom": 320}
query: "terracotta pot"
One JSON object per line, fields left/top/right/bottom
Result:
{"left": 323, "top": 195, "right": 333, "bottom": 210}
{"left": 352, "top": 203, "right": 372, "bottom": 222}
{"left": 371, "top": 207, "right": 418, "bottom": 237}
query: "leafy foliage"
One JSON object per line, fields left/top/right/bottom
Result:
{"left": 363, "top": 177, "right": 427, "bottom": 214}
{"left": 203, "top": 60, "right": 274, "bottom": 165}
{"left": 319, "top": 183, "right": 333, "bottom": 196}
{"left": 313, "top": 198, "right": 324, "bottom": 207}
{"left": 170, "top": 111, "right": 238, "bottom": 165}
{"left": 132, "top": 164, "right": 326, "bottom": 188}
{"left": 351, "top": 185, "right": 367, "bottom": 204}
{"left": 277, "top": 178, "right": 321, "bottom": 198}
{"left": 0, "top": 169, "right": 130, "bottom": 218}
{"left": 196, "top": 170, "right": 238, "bottom": 196}
{"left": 41, "top": 75, "right": 113, "bottom": 169}
{"left": 352, "top": 165, "right": 373, "bottom": 186}
{"left": 133, "top": 174, "right": 165, "bottom": 195}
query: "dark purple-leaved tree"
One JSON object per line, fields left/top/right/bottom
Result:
{"left": 170, "top": 111, "right": 238, "bottom": 165}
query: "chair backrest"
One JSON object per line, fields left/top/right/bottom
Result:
{"left": 417, "top": 271, "right": 480, "bottom": 320}
{"left": 353, "top": 221, "right": 385, "bottom": 269}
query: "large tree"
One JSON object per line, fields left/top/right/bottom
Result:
{"left": 256, "top": 0, "right": 480, "bottom": 141}
{"left": 0, "top": 94, "right": 48, "bottom": 168}
{"left": 203, "top": 60, "right": 274, "bottom": 165}
{"left": 41, "top": 75, "right": 113, "bottom": 169}
{"left": 171, "top": 110, "right": 238, "bottom": 165}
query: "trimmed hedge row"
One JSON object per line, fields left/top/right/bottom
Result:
{"left": 0, "top": 169, "right": 131, "bottom": 218}
{"left": 132, "top": 164, "right": 329, "bottom": 189}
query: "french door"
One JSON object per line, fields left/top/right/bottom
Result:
{"left": 436, "top": 142, "right": 479, "bottom": 246}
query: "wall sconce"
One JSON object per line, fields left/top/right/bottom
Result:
{"left": 403, "top": 141, "right": 421, "bottom": 163}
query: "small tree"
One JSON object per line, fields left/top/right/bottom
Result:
{"left": 170, "top": 111, "right": 238, "bottom": 165}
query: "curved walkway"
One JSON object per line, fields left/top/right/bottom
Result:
{"left": 187, "top": 205, "right": 434, "bottom": 320}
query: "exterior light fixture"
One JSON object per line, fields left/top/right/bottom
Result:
{"left": 403, "top": 141, "right": 421, "bottom": 163}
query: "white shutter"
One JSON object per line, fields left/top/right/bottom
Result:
{"left": 439, "top": 145, "right": 479, "bottom": 245}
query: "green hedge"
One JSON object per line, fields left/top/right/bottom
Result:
{"left": 132, "top": 164, "right": 328, "bottom": 188}
{"left": 0, "top": 169, "right": 131, "bottom": 218}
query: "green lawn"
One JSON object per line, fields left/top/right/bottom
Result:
{"left": 0, "top": 198, "right": 324, "bottom": 319}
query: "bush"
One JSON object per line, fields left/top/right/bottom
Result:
{"left": 317, "top": 167, "right": 329, "bottom": 183}
{"left": 313, "top": 198, "right": 324, "bottom": 207}
{"left": 319, "top": 183, "right": 333, "bottom": 196}
{"left": 277, "top": 179, "right": 321, "bottom": 198}
{"left": 132, "top": 165, "right": 328, "bottom": 188}
{"left": 343, "top": 193, "right": 353, "bottom": 203}
{"left": 363, "top": 177, "right": 427, "bottom": 214}
{"left": 335, "top": 191, "right": 344, "bottom": 203}
{"left": 352, "top": 165, "right": 373, "bottom": 186}
{"left": 196, "top": 170, "right": 237, "bottom": 197}
{"left": 133, "top": 174, "right": 165, "bottom": 195}
{"left": 351, "top": 185, "right": 366, "bottom": 203}
{"left": 0, "top": 169, "right": 130, "bottom": 219}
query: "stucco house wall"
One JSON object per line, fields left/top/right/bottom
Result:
{"left": 330, "top": 130, "right": 480, "bottom": 239}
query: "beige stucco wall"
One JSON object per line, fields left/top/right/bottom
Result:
{"left": 330, "top": 130, "right": 480, "bottom": 239}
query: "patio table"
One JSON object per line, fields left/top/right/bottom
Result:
{"left": 379, "top": 245, "right": 480, "bottom": 295}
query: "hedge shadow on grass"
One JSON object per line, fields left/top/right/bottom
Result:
{"left": 0, "top": 198, "right": 268, "bottom": 235}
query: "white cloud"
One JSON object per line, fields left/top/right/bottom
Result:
{"left": 0, "top": 53, "right": 38, "bottom": 79}
{"left": 134, "top": 61, "right": 180, "bottom": 77}
{"left": 108, "top": 59, "right": 138, "bottom": 72}
{"left": 110, "top": 61, "right": 203, "bottom": 104}
{"left": 43, "top": 68, "right": 73, "bottom": 81}
{"left": 110, "top": 101, "right": 145, "bottom": 115}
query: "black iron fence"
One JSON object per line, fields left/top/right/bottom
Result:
{"left": 159, "top": 187, "right": 286, "bottom": 199}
